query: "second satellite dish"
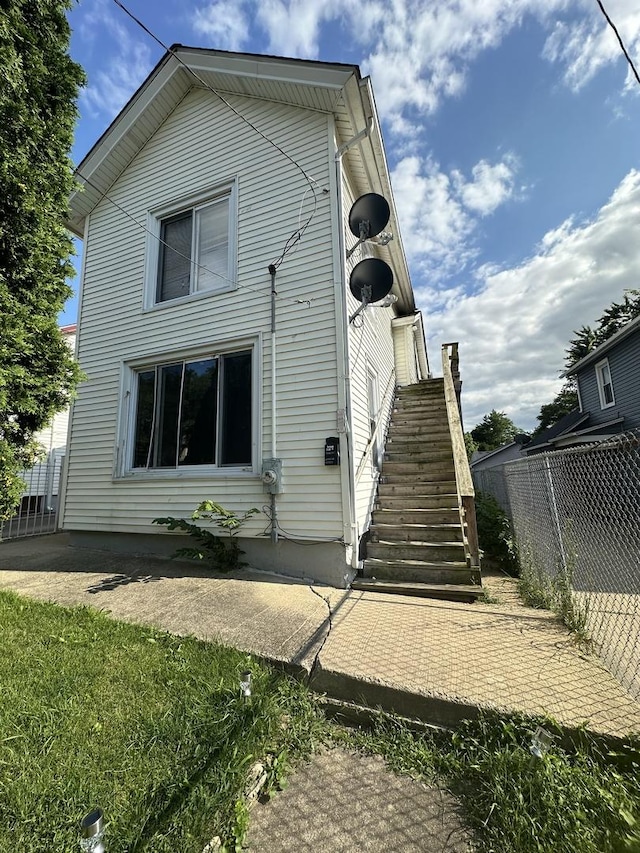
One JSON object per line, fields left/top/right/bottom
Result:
{"left": 349, "top": 258, "right": 393, "bottom": 303}
{"left": 349, "top": 193, "right": 390, "bottom": 239}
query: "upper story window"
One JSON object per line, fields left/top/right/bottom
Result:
{"left": 128, "top": 346, "right": 253, "bottom": 473}
{"left": 147, "top": 183, "right": 237, "bottom": 308}
{"left": 595, "top": 358, "right": 615, "bottom": 409}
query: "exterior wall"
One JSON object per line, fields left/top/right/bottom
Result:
{"left": 341, "top": 168, "right": 396, "bottom": 541}
{"left": 391, "top": 317, "right": 419, "bottom": 385}
{"left": 63, "top": 88, "right": 347, "bottom": 581}
{"left": 471, "top": 443, "right": 525, "bottom": 472}
{"left": 576, "top": 330, "right": 640, "bottom": 429}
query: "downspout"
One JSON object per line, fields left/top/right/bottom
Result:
{"left": 334, "top": 126, "right": 375, "bottom": 570}
{"left": 268, "top": 264, "right": 278, "bottom": 543}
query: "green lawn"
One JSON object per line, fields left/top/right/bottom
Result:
{"left": 0, "top": 590, "right": 320, "bottom": 852}
{"left": 2, "top": 589, "right": 639, "bottom": 853}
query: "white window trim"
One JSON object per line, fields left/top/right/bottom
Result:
{"left": 595, "top": 357, "right": 615, "bottom": 410}
{"left": 143, "top": 180, "right": 238, "bottom": 311}
{"left": 115, "top": 335, "right": 260, "bottom": 481}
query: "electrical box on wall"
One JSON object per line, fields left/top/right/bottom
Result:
{"left": 324, "top": 437, "right": 340, "bottom": 466}
{"left": 261, "top": 458, "right": 283, "bottom": 493}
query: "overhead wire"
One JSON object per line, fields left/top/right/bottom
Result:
{"left": 596, "top": 0, "right": 640, "bottom": 87}
{"left": 110, "top": 0, "right": 321, "bottom": 269}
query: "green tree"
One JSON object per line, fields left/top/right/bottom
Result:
{"left": 470, "top": 410, "right": 523, "bottom": 452}
{"left": 0, "top": 0, "right": 84, "bottom": 519}
{"left": 533, "top": 384, "right": 579, "bottom": 436}
{"left": 535, "top": 289, "right": 640, "bottom": 435}
{"left": 464, "top": 432, "right": 478, "bottom": 462}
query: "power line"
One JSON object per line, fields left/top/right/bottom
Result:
{"left": 596, "top": 0, "right": 640, "bottom": 88}
{"left": 110, "top": 0, "right": 320, "bottom": 268}
{"left": 75, "top": 169, "right": 236, "bottom": 289}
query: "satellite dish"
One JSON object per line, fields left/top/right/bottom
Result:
{"left": 349, "top": 258, "right": 393, "bottom": 304}
{"left": 349, "top": 193, "right": 390, "bottom": 239}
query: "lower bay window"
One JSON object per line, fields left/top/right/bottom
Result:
{"left": 127, "top": 347, "right": 253, "bottom": 472}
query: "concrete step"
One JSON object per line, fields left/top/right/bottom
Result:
{"left": 372, "top": 508, "right": 461, "bottom": 525}
{"left": 367, "top": 540, "right": 467, "bottom": 563}
{"left": 362, "top": 557, "right": 480, "bottom": 586}
{"left": 377, "top": 481, "right": 458, "bottom": 497}
{"left": 351, "top": 578, "right": 483, "bottom": 603}
{"left": 369, "top": 523, "right": 464, "bottom": 543}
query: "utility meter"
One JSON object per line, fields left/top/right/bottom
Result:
{"left": 261, "top": 458, "right": 283, "bottom": 494}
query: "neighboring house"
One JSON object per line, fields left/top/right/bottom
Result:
{"left": 526, "top": 315, "right": 640, "bottom": 455}
{"left": 61, "top": 47, "right": 431, "bottom": 587}
{"left": 470, "top": 436, "right": 529, "bottom": 472}
{"left": 19, "top": 324, "right": 76, "bottom": 514}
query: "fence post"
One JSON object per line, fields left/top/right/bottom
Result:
{"left": 544, "top": 456, "right": 567, "bottom": 574}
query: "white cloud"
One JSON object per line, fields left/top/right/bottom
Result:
{"left": 391, "top": 153, "right": 519, "bottom": 278}
{"left": 191, "top": 1, "right": 250, "bottom": 51}
{"left": 79, "top": 0, "right": 152, "bottom": 119}
{"left": 423, "top": 169, "right": 640, "bottom": 430}
{"left": 543, "top": 0, "right": 640, "bottom": 92}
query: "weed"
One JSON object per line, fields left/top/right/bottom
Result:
{"left": 331, "top": 712, "right": 640, "bottom": 853}
{"left": 475, "top": 491, "right": 519, "bottom": 574}
{"left": 153, "top": 501, "right": 260, "bottom": 573}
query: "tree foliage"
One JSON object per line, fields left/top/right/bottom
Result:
{"left": 533, "top": 385, "right": 579, "bottom": 436}
{"left": 470, "top": 410, "right": 523, "bottom": 452}
{"left": 533, "top": 290, "right": 640, "bottom": 436}
{"left": 0, "top": 0, "right": 84, "bottom": 519}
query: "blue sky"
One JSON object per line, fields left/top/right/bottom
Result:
{"left": 63, "top": 0, "right": 640, "bottom": 430}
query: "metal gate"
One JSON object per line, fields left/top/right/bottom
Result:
{"left": 0, "top": 453, "right": 65, "bottom": 541}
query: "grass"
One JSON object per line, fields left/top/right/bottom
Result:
{"left": 2, "top": 590, "right": 639, "bottom": 853}
{"left": 331, "top": 713, "right": 640, "bottom": 853}
{"left": 0, "top": 590, "right": 322, "bottom": 852}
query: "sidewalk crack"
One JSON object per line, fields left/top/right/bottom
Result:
{"left": 308, "top": 586, "right": 333, "bottom": 681}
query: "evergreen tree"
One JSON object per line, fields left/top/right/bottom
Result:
{"left": 0, "top": 1, "right": 84, "bottom": 519}
{"left": 470, "top": 410, "right": 524, "bottom": 451}
{"left": 533, "top": 384, "right": 578, "bottom": 436}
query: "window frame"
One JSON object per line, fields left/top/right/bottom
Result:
{"left": 144, "top": 181, "right": 238, "bottom": 310}
{"left": 595, "top": 357, "right": 615, "bottom": 410}
{"left": 116, "top": 337, "right": 260, "bottom": 480}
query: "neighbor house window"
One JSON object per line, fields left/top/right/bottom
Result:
{"left": 595, "top": 358, "right": 615, "bottom": 409}
{"left": 131, "top": 349, "right": 252, "bottom": 469}
{"left": 150, "top": 184, "right": 236, "bottom": 305}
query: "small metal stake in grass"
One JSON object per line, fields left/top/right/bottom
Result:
{"left": 529, "top": 726, "right": 554, "bottom": 758}
{"left": 240, "top": 670, "right": 252, "bottom": 700}
{"left": 80, "top": 808, "right": 105, "bottom": 852}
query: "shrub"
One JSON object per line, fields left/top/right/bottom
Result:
{"left": 475, "top": 491, "right": 519, "bottom": 575}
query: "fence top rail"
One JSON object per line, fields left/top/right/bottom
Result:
{"left": 501, "top": 427, "right": 640, "bottom": 469}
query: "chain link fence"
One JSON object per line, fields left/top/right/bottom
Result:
{"left": 474, "top": 430, "right": 640, "bottom": 702}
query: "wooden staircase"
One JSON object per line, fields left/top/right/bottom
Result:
{"left": 352, "top": 378, "right": 482, "bottom": 603}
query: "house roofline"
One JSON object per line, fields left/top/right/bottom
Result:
{"left": 565, "top": 314, "right": 640, "bottom": 375}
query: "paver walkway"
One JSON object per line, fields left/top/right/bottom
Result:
{"left": 1, "top": 534, "right": 639, "bottom": 738}
{"left": 247, "top": 749, "right": 472, "bottom": 852}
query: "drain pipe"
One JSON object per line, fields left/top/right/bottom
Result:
{"left": 268, "top": 264, "right": 278, "bottom": 543}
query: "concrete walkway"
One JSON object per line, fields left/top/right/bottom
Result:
{"left": 1, "top": 534, "right": 639, "bottom": 739}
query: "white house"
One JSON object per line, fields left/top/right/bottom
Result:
{"left": 61, "top": 47, "right": 444, "bottom": 588}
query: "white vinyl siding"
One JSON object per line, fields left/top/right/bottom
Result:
{"left": 63, "top": 91, "right": 344, "bottom": 540}
{"left": 342, "top": 170, "right": 396, "bottom": 536}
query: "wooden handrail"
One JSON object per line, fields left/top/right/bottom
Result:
{"left": 442, "top": 343, "right": 479, "bottom": 568}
